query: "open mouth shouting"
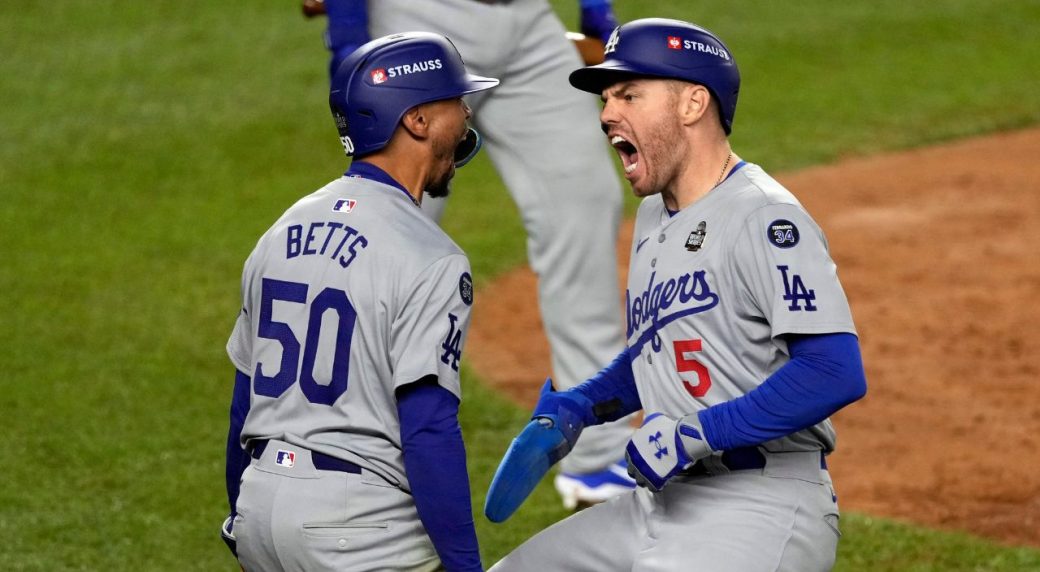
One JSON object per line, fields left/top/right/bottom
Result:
{"left": 611, "top": 134, "right": 640, "bottom": 178}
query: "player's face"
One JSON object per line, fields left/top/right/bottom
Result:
{"left": 425, "top": 97, "right": 472, "bottom": 199}
{"left": 600, "top": 80, "right": 688, "bottom": 198}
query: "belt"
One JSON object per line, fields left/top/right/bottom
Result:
{"left": 250, "top": 440, "right": 362, "bottom": 474}
{"left": 683, "top": 447, "right": 828, "bottom": 477}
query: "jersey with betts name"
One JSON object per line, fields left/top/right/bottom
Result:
{"left": 226, "top": 175, "right": 474, "bottom": 490}
{"left": 626, "top": 163, "right": 856, "bottom": 453}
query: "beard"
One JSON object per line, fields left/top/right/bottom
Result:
{"left": 636, "top": 116, "right": 688, "bottom": 197}
{"left": 424, "top": 166, "right": 453, "bottom": 199}
{"left": 425, "top": 131, "right": 462, "bottom": 199}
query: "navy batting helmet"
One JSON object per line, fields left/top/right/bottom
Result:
{"left": 330, "top": 32, "right": 499, "bottom": 164}
{"left": 569, "top": 18, "right": 740, "bottom": 134}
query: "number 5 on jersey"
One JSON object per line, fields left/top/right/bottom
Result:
{"left": 674, "top": 339, "right": 711, "bottom": 398}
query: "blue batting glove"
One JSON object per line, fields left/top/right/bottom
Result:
{"left": 579, "top": 0, "right": 619, "bottom": 44}
{"left": 484, "top": 379, "right": 596, "bottom": 522}
{"left": 531, "top": 378, "right": 595, "bottom": 451}
{"left": 625, "top": 412, "right": 714, "bottom": 492}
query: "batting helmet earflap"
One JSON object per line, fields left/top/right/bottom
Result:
{"left": 329, "top": 32, "right": 499, "bottom": 159}
{"left": 569, "top": 18, "right": 740, "bottom": 134}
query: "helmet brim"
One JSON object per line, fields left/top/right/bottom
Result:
{"left": 569, "top": 61, "right": 657, "bottom": 94}
{"left": 569, "top": 62, "right": 661, "bottom": 95}
{"left": 460, "top": 73, "right": 500, "bottom": 95}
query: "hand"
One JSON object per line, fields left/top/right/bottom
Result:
{"left": 579, "top": 0, "right": 620, "bottom": 44}
{"left": 220, "top": 513, "right": 237, "bottom": 557}
{"left": 484, "top": 379, "right": 594, "bottom": 522}
{"left": 531, "top": 378, "right": 595, "bottom": 451}
{"left": 625, "top": 412, "right": 713, "bottom": 492}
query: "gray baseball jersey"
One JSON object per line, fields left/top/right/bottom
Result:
{"left": 367, "top": 0, "right": 630, "bottom": 474}
{"left": 490, "top": 163, "right": 853, "bottom": 572}
{"left": 227, "top": 174, "right": 473, "bottom": 490}
{"left": 625, "top": 162, "right": 856, "bottom": 453}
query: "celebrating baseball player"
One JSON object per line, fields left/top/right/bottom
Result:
{"left": 220, "top": 32, "right": 497, "bottom": 571}
{"left": 484, "top": 18, "right": 868, "bottom": 571}
{"left": 307, "top": 0, "right": 638, "bottom": 508}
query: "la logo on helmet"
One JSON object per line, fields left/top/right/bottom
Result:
{"left": 604, "top": 27, "right": 620, "bottom": 54}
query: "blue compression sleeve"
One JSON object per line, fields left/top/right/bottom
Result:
{"left": 325, "top": 0, "right": 369, "bottom": 76}
{"left": 225, "top": 369, "right": 252, "bottom": 512}
{"left": 699, "top": 333, "right": 867, "bottom": 451}
{"left": 571, "top": 348, "right": 642, "bottom": 423}
{"left": 398, "top": 378, "right": 482, "bottom": 572}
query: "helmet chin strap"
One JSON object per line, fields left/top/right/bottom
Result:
{"left": 453, "top": 128, "right": 482, "bottom": 168}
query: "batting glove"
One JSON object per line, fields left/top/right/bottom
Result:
{"left": 220, "top": 513, "right": 237, "bottom": 557}
{"left": 484, "top": 379, "right": 595, "bottom": 522}
{"left": 531, "top": 378, "right": 595, "bottom": 453}
{"left": 625, "top": 412, "right": 714, "bottom": 492}
{"left": 579, "top": 0, "right": 619, "bottom": 44}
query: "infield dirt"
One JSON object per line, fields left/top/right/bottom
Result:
{"left": 466, "top": 127, "right": 1040, "bottom": 546}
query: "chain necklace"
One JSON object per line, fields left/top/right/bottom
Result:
{"left": 715, "top": 152, "right": 734, "bottom": 188}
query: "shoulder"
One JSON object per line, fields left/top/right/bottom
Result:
{"left": 722, "top": 163, "right": 803, "bottom": 212}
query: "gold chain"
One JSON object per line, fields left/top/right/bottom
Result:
{"left": 715, "top": 153, "right": 734, "bottom": 187}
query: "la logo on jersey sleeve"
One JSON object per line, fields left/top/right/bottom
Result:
{"left": 765, "top": 219, "right": 817, "bottom": 311}
{"left": 439, "top": 272, "right": 473, "bottom": 373}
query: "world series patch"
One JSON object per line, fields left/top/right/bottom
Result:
{"left": 686, "top": 221, "right": 707, "bottom": 252}
{"left": 767, "top": 219, "right": 799, "bottom": 248}
{"left": 459, "top": 272, "right": 473, "bottom": 306}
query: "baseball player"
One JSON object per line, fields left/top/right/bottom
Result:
{"left": 483, "top": 19, "right": 868, "bottom": 571}
{"left": 220, "top": 32, "right": 497, "bottom": 571}
{"left": 310, "top": 0, "right": 637, "bottom": 508}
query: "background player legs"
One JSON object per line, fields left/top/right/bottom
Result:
{"left": 367, "top": 0, "right": 632, "bottom": 475}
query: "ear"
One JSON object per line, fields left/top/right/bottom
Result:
{"left": 678, "top": 84, "right": 711, "bottom": 126}
{"left": 400, "top": 104, "right": 431, "bottom": 140}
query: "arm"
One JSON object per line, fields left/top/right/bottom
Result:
{"left": 221, "top": 369, "right": 252, "bottom": 556}
{"left": 225, "top": 369, "right": 252, "bottom": 512}
{"left": 699, "top": 332, "right": 867, "bottom": 450}
{"left": 626, "top": 333, "right": 867, "bottom": 491}
{"left": 578, "top": 0, "right": 620, "bottom": 44}
{"left": 398, "top": 376, "right": 482, "bottom": 572}
{"left": 484, "top": 348, "right": 641, "bottom": 521}
{"left": 324, "top": 0, "right": 370, "bottom": 77}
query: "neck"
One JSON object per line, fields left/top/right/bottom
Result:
{"left": 663, "top": 142, "right": 736, "bottom": 212}
{"left": 362, "top": 152, "right": 429, "bottom": 205}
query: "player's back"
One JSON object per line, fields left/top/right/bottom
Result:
{"left": 227, "top": 175, "right": 470, "bottom": 486}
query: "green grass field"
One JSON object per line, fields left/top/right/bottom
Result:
{"left": 2, "top": 1, "right": 1039, "bottom": 569}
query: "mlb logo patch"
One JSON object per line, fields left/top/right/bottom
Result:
{"left": 370, "top": 68, "right": 388, "bottom": 84}
{"left": 667, "top": 36, "right": 682, "bottom": 50}
{"left": 333, "top": 198, "right": 357, "bottom": 213}
{"left": 276, "top": 450, "right": 296, "bottom": 468}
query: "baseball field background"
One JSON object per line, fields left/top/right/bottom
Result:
{"left": 3, "top": 1, "right": 1039, "bottom": 570}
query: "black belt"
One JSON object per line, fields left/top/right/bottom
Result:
{"left": 683, "top": 448, "right": 827, "bottom": 476}
{"left": 250, "top": 440, "right": 362, "bottom": 474}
